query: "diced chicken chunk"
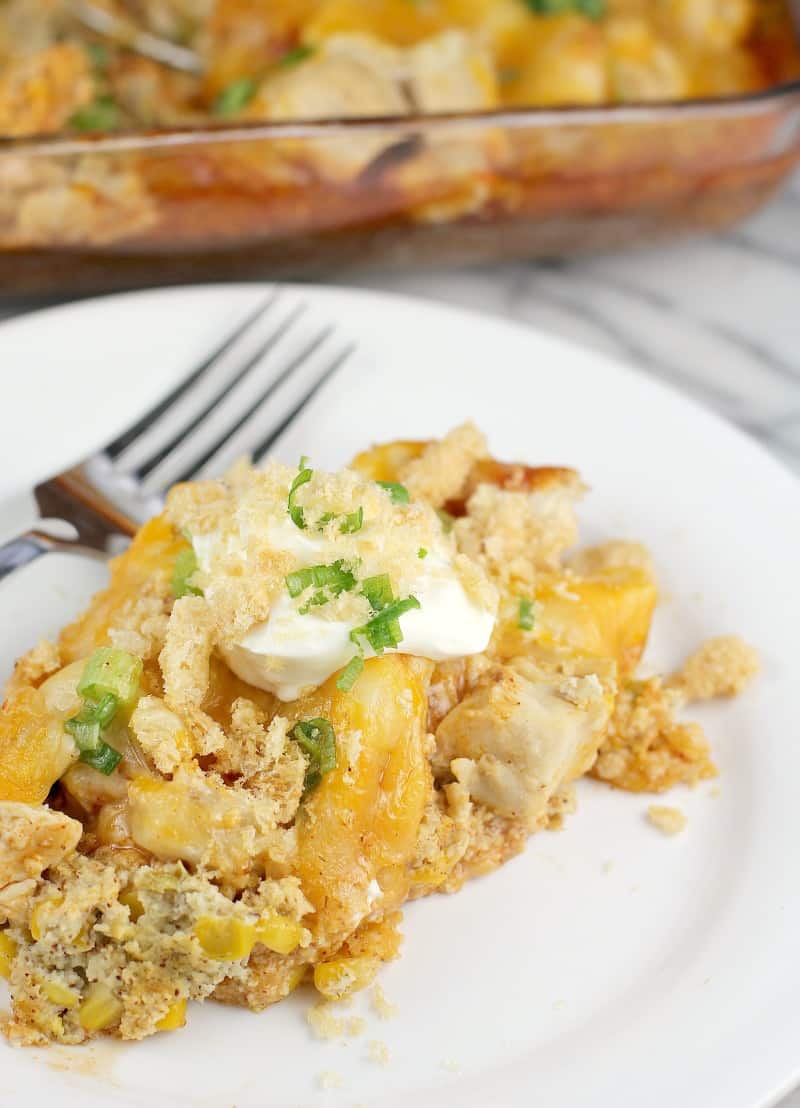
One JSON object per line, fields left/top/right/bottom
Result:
{"left": 435, "top": 658, "right": 612, "bottom": 828}
{"left": 407, "top": 31, "right": 498, "bottom": 114}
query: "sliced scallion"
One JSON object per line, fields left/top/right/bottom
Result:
{"left": 287, "top": 458, "right": 313, "bottom": 530}
{"left": 213, "top": 77, "right": 257, "bottom": 115}
{"left": 289, "top": 717, "right": 337, "bottom": 795}
{"left": 336, "top": 654, "right": 365, "bottom": 692}
{"left": 77, "top": 648, "right": 142, "bottom": 710}
{"left": 350, "top": 596, "right": 420, "bottom": 655}
{"left": 377, "top": 481, "right": 410, "bottom": 505}
{"left": 172, "top": 546, "right": 202, "bottom": 599}
{"left": 518, "top": 597, "right": 536, "bottom": 631}
{"left": 79, "top": 741, "right": 122, "bottom": 776}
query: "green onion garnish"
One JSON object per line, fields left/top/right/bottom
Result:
{"left": 64, "top": 712, "right": 102, "bottom": 752}
{"left": 524, "top": 0, "right": 605, "bottom": 18}
{"left": 361, "top": 574, "right": 393, "bottom": 613}
{"left": 289, "top": 717, "right": 337, "bottom": 795}
{"left": 518, "top": 598, "right": 536, "bottom": 631}
{"left": 339, "top": 507, "right": 364, "bottom": 534}
{"left": 213, "top": 77, "right": 257, "bottom": 115}
{"left": 86, "top": 42, "right": 110, "bottom": 70}
{"left": 278, "top": 44, "right": 314, "bottom": 68}
{"left": 336, "top": 654, "right": 365, "bottom": 692}
{"left": 288, "top": 458, "right": 313, "bottom": 530}
{"left": 69, "top": 94, "right": 119, "bottom": 132}
{"left": 77, "top": 648, "right": 142, "bottom": 710}
{"left": 350, "top": 596, "right": 420, "bottom": 655}
{"left": 285, "top": 560, "right": 357, "bottom": 599}
{"left": 436, "top": 508, "right": 455, "bottom": 533}
{"left": 79, "top": 741, "right": 122, "bottom": 776}
{"left": 172, "top": 546, "right": 202, "bottom": 599}
{"left": 418, "top": 547, "right": 428, "bottom": 559}
{"left": 377, "top": 481, "right": 410, "bottom": 505}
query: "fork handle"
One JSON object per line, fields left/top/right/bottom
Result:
{"left": 0, "top": 529, "right": 106, "bottom": 583}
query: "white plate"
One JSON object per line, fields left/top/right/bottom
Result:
{"left": 2, "top": 285, "right": 799, "bottom": 1108}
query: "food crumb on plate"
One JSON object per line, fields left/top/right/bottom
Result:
{"left": 370, "top": 983, "right": 397, "bottom": 1020}
{"left": 441, "top": 1058, "right": 462, "bottom": 1073}
{"left": 602, "top": 859, "right": 614, "bottom": 874}
{"left": 647, "top": 805, "right": 687, "bottom": 836}
{"left": 307, "top": 1002, "right": 364, "bottom": 1041}
{"left": 318, "top": 1070, "right": 345, "bottom": 1090}
{"left": 367, "top": 1039, "right": 391, "bottom": 1066}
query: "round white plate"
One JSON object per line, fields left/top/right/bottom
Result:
{"left": 2, "top": 285, "right": 799, "bottom": 1108}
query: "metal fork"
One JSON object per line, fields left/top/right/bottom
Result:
{"left": 0, "top": 292, "right": 355, "bottom": 581}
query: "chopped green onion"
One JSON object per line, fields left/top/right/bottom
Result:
{"left": 77, "top": 648, "right": 142, "bottom": 710}
{"left": 317, "top": 506, "right": 364, "bottom": 534}
{"left": 79, "top": 741, "right": 122, "bottom": 776}
{"left": 524, "top": 0, "right": 605, "bottom": 18}
{"left": 65, "top": 713, "right": 102, "bottom": 752}
{"left": 290, "top": 718, "right": 337, "bottom": 795}
{"left": 213, "top": 77, "right": 257, "bottom": 115}
{"left": 518, "top": 597, "right": 536, "bottom": 631}
{"left": 86, "top": 42, "right": 110, "bottom": 70}
{"left": 336, "top": 654, "right": 365, "bottom": 692}
{"left": 287, "top": 459, "right": 313, "bottom": 530}
{"left": 418, "top": 547, "right": 428, "bottom": 559}
{"left": 172, "top": 546, "right": 202, "bottom": 599}
{"left": 278, "top": 44, "right": 314, "bottom": 68}
{"left": 361, "top": 574, "right": 393, "bottom": 613}
{"left": 350, "top": 596, "right": 420, "bottom": 655}
{"left": 87, "top": 692, "right": 120, "bottom": 729}
{"left": 285, "top": 560, "right": 357, "bottom": 600}
{"left": 339, "top": 507, "right": 364, "bottom": 534}
{"left": 69, "top": 95, "right": 119, "bottom": 133}
{"left": 377, "top": 481, "right": 410, "bottom": 505}
{"left": 436, "top": 508, "right": 455, "bottom": 533}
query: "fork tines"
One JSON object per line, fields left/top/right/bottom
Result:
{"left": 104, "top": 292, "right": 354, "bottom": 498}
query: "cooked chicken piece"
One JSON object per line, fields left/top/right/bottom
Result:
{"left": 406, "top": 30, "right": 498, "bottom": 113}
{"left": 607, "top": 19, "right": 689, "bottom": 102}
{"left": 0, "top": 43, "right": 94, "bottom": 137}
{"left": 0, "top": 802, "right": 82, "bottom": 923}
{"left": 435, "top": 657, "right": 613, "bottom": 829}
{"left": 656, "top": 0, "right": 753, "bottom": 50}
{"left": 252, "top": 33, "right": 409, "bottom": 179}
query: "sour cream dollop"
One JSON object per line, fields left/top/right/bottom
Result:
{"left": 195, "top": 513, "right": 495, "bottom": 702}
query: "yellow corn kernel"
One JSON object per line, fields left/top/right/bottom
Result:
{"left": 313, "top": 956, "right": 380, "bottom": 1001}
{"left": 254, "top": 915, "right": 304, "bottom": 955}
{"left": 119, "top": 888, "right": 144, "bottom": 922}
{"left": 155, "top": 998, "right": 187, "bottom": 1032}
{"left": 194, "top": 917, "right": 255, "bottom": 961}
{"left": 78, "top": 982, "right": 123, "bottom": 1032}
{"left": 44, "top": 980, "right": 80, "bottom": 1009}
{"left": 0, "top": 931, "right": 17, "bottom": 979}
{"left": 30, "top": 895, "right": 63, "bottom": 941}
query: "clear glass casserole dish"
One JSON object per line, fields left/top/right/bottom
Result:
{"left": 1, "top": 78, "right": 799, "bottom": 296}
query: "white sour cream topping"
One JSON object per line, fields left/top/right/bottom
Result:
{"left": 195, "top": 514, "right": 496, "bottom": 702}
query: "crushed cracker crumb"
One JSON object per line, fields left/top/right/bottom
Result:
{"left": 647, "top": 806, "right": 687, "bottom": 836}
{"left": 370, "top": 983, "right": 397, "bottom": 1020}
{"left": 367, "top": 1039, "right": 391, "bottom": 1066}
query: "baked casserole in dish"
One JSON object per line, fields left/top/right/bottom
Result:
{"left": 0, "top": 424, "right": 758, "bottom": 1045}
{"left": 0, "top": 0, "right": 799, "bottom": 292}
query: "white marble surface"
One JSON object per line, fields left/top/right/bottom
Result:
{"left": 0, "top": 170, "right": 798, "bottom": 1108}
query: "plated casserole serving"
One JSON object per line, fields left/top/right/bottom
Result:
{"left": 0, "top": 423, "right": 758, "bottom": 1046}
{"left": 0, "top": 1, "right": 799, "bottom": 290}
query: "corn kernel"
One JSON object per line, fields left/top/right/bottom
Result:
{"left": 194, "top": 917, "right": 255, "bottom": 961}
{"left": 155, "top": 998, "right": 187, "bottom": 1032}
{"left": 254, "top": 915, "right": 304, "bottom": 955}
{"left": 78, "top": 983, "right": 123, "bottom": 1032}
{"left": 0, "top": 931, "right": 17, "bottom": 979}
{"left": 30, "top": 895, "right": 63, "bottom": 941}
{"left": 119, "top": 888, "right": 144, "bottom": 922}
{"left": 313, "top": 956, "right": 380, "bottom": 1001}
{"left": 44, "top": 980, "right": 80, "bottom": 1009}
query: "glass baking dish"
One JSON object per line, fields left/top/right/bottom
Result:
{"left": 1, "top": 77, "right": 799, "bottom": 296}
